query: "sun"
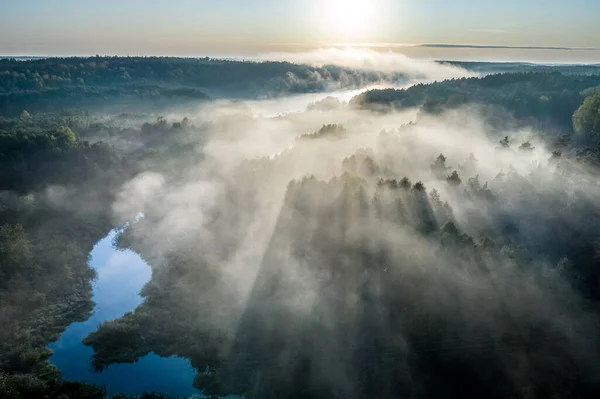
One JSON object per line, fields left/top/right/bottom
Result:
{"left": 323, "top": 0, "right": 377, "bottom": 39}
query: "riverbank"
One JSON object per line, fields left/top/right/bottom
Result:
{"left": 49, "top": 230, "right": 199, "bottom": 397}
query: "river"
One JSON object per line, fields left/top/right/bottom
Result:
{"left": 48, "top": 84, "right": 403, "bottom": 397}
{"left": 49, "top": 229, "right": 200, "bottom": 397}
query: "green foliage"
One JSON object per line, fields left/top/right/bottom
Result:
{"left": 0, "top": 107, "right": 210, "bottom": 398}
{"left": 0, "top": 57, "right": 409, "bottom": 116}
{"left": 0, "top": 372, "right": 20, "bottom": 399}
{"left": 573, "top": 89, "right": 600, "bottom": 141}
{"left": 56, "top": 126, "right": 77, "bottom": 146}
{"left": 2, "top": 61, "right": 600, "bottom": 399}
{"left": 0, "top": 111, "right": 140, "bottom": 397}
{"left": 19, "top": 110, "right": 30, "bottom": 121}
{"left": 0, "top": 224, "right": 33, "bottom": 283}
{"left": 352, "top": 72, "right": 600, "bottom": 132}
{"left": 81, "top": 132, "right": 600, "bottom": 398}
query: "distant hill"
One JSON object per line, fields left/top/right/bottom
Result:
{"left": 447, "top": 61, "right": 600, "bottom": 75}
{"left": 0, "top": 56, "right": 408, "bottom": 116}
{"left": 350, "top": 72, "right": 600, "bottom": 134}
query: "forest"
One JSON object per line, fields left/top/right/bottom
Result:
{"left": 0, "top": 57, "right": 411, "bottom": 116}
{"left": 351, "top": 72, "right": 600, "bottom": 136}
{"left": 1, "top": 57, "right": 600, "bottom": 399}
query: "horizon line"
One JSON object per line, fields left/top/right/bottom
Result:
{"left": 5, "top": 43, "right": 600, "bottom": 59}
{"left": 304, "top": 43, "right": 600, "bottom": 51}
{"left": 420, "top": 43, "right": 600, "bottom": 51}
{"left": 2, "top": 55, "right": 599, "bottom": 67}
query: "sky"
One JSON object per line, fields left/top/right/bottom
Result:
{"left": 1, "top": 0, "right": 600, "bottom": 60}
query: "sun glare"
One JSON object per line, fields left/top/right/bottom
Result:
{"left": 324, "top": 0, "right": 377, "bottom": 39}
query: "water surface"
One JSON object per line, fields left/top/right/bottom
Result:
{"left": 50, "top": 230, "right": 199, "bottom": 397}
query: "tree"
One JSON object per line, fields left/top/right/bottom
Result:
{"left": 56, "top": 126, "right": 77, "bottom": 147}
{"left": 413, "top": 181, "right": 425, "bottom": 191}
{"left": 573, "top": 90, "right": 600, "bottom": 141}
{"left": 467, "top": 174, "right": 481, "bottom": 191}
{"left": 519, "top": 141, "right": 535, "bottom": 151}
{"left": 431, "top": 154, "right": 449, "bottom": 178}
{"left": 19, "top": 110, "right": 31, "bottom": 121}
{"left": 440, "top": 221, "right": 474, "bottom": 247}
{"left": 549, "top": 150, "right": 562, "bottom": 162}
{"left": 429, "top": 189, "right": 442, "bottom": 206}
{"left": 399, "top": 177, "right": 411, "bottom": 189}
{"left": 446, "top": 170, "right": 462, "bottom": 186}
{"left": 0, "top": 372, "right": 19, "bottom": 399}
{"left": 499, "top": 136, "right": 510, "bottom": 148}
{"left": 0, "top": 224, "right": 33, "bottom": 283}
{"left": 550, "top": 134, "right": 572, "bottom": 151}
{"left": 478, "top": 236, "right": 496, "bottom": 251}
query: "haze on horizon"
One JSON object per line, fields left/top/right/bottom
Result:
{"left": 2, "top": 0, "right": 600, "bottom": 63}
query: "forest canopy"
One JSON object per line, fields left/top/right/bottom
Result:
{"left": 1, "top": 57, "right": 600, "bottom": 399}
{"left": 351, "top": 72, "right": 600, "bottom": 137}
{"left": 0, "top": 57, "right": 412, "bottom": 116}
{"left": 573, "top": 88, "right": 600, "bottom": 140}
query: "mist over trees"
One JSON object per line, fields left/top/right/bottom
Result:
{"left": 1, "top": 57, "right": 600, "bottom": 399}
{"left": 0, "top": 109, "right": 201, "bottom": 399}
{"left": 82, "top": 110, "right": 600, "bottom": 398}
{"left": 0, "top": 57, "right": 413, "bottom": 116}
{"left": 351, "top": 72, "right": 600, "bottom": 135}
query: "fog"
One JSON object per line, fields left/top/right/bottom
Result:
{"left": 258, "top": 47, "right": 478, "bottom": 81}
{"left": 95, "top": 81, "right": 600, "bottom": 397}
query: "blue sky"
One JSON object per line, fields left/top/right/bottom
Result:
{"left": 1, "top": 0, "right": 599, "bottom": 56}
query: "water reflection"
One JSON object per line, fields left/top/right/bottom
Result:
{"left": 50, "top": 230, "right": 199, "bottom": 397}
